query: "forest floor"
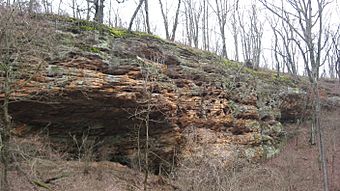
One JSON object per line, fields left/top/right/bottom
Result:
{"left": 9, "top": 159, "right": 174, "bottom": 191}
{"left": 260, "top": 80, "right": 340, "bottom": 191}
{"left": 262, "top": 108, "right": 340, "bottom": 191}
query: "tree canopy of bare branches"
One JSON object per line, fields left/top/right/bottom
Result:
{"left": 208, "top": 0, "right": 230, "bottom": 58}
{"left": 260, "top": 0, "right": 331, "bottom": 190}
{"left": 0, "top": 7, "right": 54, "bottom": 190}
{"left": 158, "top": 0, "right": 181, "bottom": 41}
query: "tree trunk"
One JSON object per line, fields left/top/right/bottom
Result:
{"left": 170, "top": 0, "right": 181, "bottom": 41}
{"left": 128, "top": 0, "right": 145, "bottom": 32}
{"left": 314, "top": 82, "right": 329, "bottom": 191}
{"left": 158, "top": 0, "right": 170, "bottom": 40}
{"left": 144, "top": 0, "right": 151, "bottom": 34}
{"left": 108, "top": 0, "right": 112, "bottom": 26}
{"left": 232, "top": 10, "right": 239, "bottom": 61}
{"left": 214, "top": 0, "right": 228, "bottom": 58}
{"left": 310, "top": 111, "right": 316, "bottom": 145}
{"left": 142, "top": 72, "right": 151, "bottom": 191}
{"left": 94, "top": 0, "right": 105, "bottom": 24}
{"left": 86, "top": 0, "right": 91, "bottom": 21}
{"left": 143, "top": 112, "right": 149, "bottom": 191}
{"left": 58, "top": 0, "right": 63, "bottom": 15}
{"left": 0, "top": 67, "right": 12, "bottom": 191}
{"left": 183, "top": 1, "right": 192, "bottom": 46}
{"left": 72, "top": 0, "right": 76, "bottom": 18}
{"left": 202, "top": 0, "right": 207, "bottom": 50}
{"left": 193, "top": 12, "right": 199, "bottom": 48}
{"left": 221, "top": 30, "right": 227, "bottom": 58}
{"left": 206, "top": 3, "right": 209, "bottom": 51}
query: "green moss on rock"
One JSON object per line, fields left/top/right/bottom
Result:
{"left": 244, "top": 146, "right": 264, "bottom": 160}
{"left": 109, "top": 28, "right": 128, "bottom": 38}
{"left": 223, "top": 60, "right": 242, "bottom": 71}
{"left": 246, "top": 121, "right": 261, "bottom": 132}
{"left": 89, "top": 47, "right": 101, "bottom": 53}
{"left": 262, "top": 145, "right": 280, "bottom": 158}
{"left": 79, "top": 25, "right": 96, "bottom": 31}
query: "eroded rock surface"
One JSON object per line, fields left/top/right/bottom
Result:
{"left": 3, "top": 17, "right": 307, "bottom": 171}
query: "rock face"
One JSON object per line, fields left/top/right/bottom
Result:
{"left": 279, "top": 87, "right": 308, "bottom": 122}
{"left": 3, "top": 17, "right": 305, "bottom": 171}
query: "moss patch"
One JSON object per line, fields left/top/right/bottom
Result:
{"left": 108, "top": 28, "right": 162, "bottom": 39}
{"left": 134, "top": 31, "right": 162, "bottom": 40}
{"left": 75, "top": 43, "right": 102, "bottom": 54}
{"left": 79, "top": 25, "right": 96, "bottom": 31}
{"left": 244, "top": 67, "right": 296, "bottom": 86}
{"left": 223, "top": 60, "right": 242, "bottom": 71}
{"left": 109, "top": 28, "right": 128, "bottom": 38}
{"left": 89, "top": 47, "right": 101, "bottom": 53}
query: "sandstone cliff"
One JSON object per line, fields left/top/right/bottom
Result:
{"left": 3, "top": 16, "right": 309, "bottom": 173}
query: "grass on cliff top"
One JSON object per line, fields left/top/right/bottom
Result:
{"left": 221, "top": 59, "right": 296, "bottom": 86}
{"left": 54, "top": 16, "right": 162, "bottom": 39}
{"left": 245, "top": 66, "right": 297, "bottom": 86}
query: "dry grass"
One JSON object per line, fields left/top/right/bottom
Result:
{"left": 7, "top": 132, "right": 173, "bottom": 191}
{"left": 175, "top": 156, "right": 287, "bottom": 191}
{"left": 262, "top": 108, "right": 340, "bottom": 191}
{"left": 8, "top": 159, "right": 173, "bottom": 191}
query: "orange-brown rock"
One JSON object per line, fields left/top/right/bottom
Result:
{"left": 1, "top": 17, "right": 305, "bottom": 169}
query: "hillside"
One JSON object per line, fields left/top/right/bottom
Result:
{"left": 2, "top": 15, "right": 339, "bottom": 191}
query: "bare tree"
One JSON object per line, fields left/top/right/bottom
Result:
{"left": 158, "top": 0, "right": 170, "bottom": 39}
{"left": 72, "top": 0, "right": 76, "bottom": 18}
{"left": 171, "top": 0, "right": 181, "bottom": 41}
{"left": 183, "top": 0, "right": 202, "bottom": 48}
{"left": 112, "top": 7, "right": 123, "bottom": 27}
{"left": 57, "top": 0, "right": 63, "bottom": 15}
{"left": 86, "top": 0, "right": 92, "bottom": 20}
{"left": 201, "top": 0, "right": 209, "bottom": 50}
{"left": 330, "top": 26, "right": 340, "bottom": 79}
{"left": 209, "top": 0, "right": 231, "bottom": 58}
{"left": 142, "top": 72, "right": 151, "bottom": 191}
{"left": 269, "top": 17, "right": 298, "bottom": 76}
{"left": 80, "top": 0, "right": 124, "bottom": 23}
{"left": 183, "top": 0, "right": 192, "bottom": 46}
{"left": 128, "top": 0, "right": 148, "bottom": 32}
{"left": 0, "top": 8, "right": 52, "bottom": 190}
{"left": 128, "top": 0, "right": 151, "bottom": 33}
{"left": 238, "top": 3, "right": 263, "bottom": 69}
{"left": 158, "top": 0, "right": 182, "bottom": 41}
{"left": 230, "top": 0, "right": 239, "bottom": 61}
{"left": 128, "top": 65, "right": 158, "bottom": 191}
{"left": 108, "top": 0, "right": 113, "bottom": 26}
{"left": 260, "top": 0, "right": 331, "bottom": 190}
{"left": 270, "top": 19, "right": 283, "bottom": 76}
{"left": 128, "top": 0, "right": 144, "bottom": 32}
{"left": 144, "top": 0, "right": 151, "bottom": 34}
{"left": 41, "top": 0, "right": 52, "bottom": 13}
{"left": 94, "top": 0, "right": 105, "bottom": 23}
